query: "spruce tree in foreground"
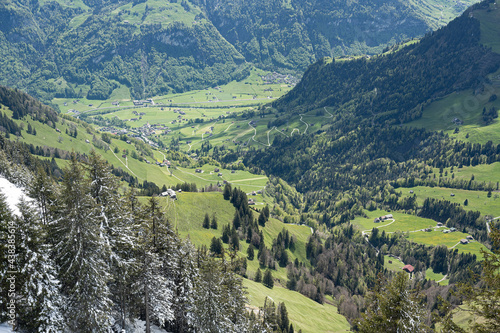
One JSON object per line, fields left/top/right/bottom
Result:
{"left": 0, "top": 191, "right": 13, "bottom": 321}
{"left": 15, "top": 200, "right": 66, "bottom": 332}
{"left": 50, "top": 154, "right": 114, "bottom": 331}
{"left": 357, "top": 272, "right": 427, "bottom": 333}
{"left": 457, "top": 227, "right": 500, "bottom": 332}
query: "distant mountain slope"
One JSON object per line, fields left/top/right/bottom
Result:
{"left": 0, "top": 0, "right": 478, "bottom": 101}
{"left": 196, "top": 0, "right": 478, "bottom": 69}
{"left": 272, "top": 0, "right": 500, "bottom": 127}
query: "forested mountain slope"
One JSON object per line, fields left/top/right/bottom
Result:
{"left": 272, "top": 0, "right": 500, "bottom": 127}
{"left": 195, "top": 0, "right": 477, "bottom": 69}
{"left": 245, "top": 0, "right": 500, "bottom": 226}
{"left": 0, "top": 0, "right": 477, "bottom": 102}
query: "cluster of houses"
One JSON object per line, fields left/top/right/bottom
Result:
{"left": 260, "top": 72, "right": 299, "bottom": 86}
{"left": 373, "top": 214, "right": 393, "bottom": 223}
{"left": 129, "top": 122, "right": 170, "bottom": 137}
{"left": 442, "top": 227, "right": 457, "bottom": 233}
{"left": 133, "top": 99, "right": 155, "bottom": 106}
{"left": 155, "top": 159, "right": 171, "bottom": 167}
{"left": 460, "top": 236, "right": 474, "bottom": 244}
{"left": 173, "top": 109, "right": 186, "bottom": 115}
{"left": 99, "top": 127, "right": 128, "bottom": 135}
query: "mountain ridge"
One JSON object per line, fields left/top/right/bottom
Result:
{"left": 0, "top": 0, "right": 479, "bottom": 102}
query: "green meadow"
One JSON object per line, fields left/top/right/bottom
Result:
{"left": 404, "top": 85, "right": 500, "bottom": 144}
{"left": 400, "top": 186, "right": 500, "bottom": 217}
{"left": 432, "top": 162, "right": 500, "bottom": 185}
{"left": 475, "top": 2, "right": 500, "bottom": 54}
{"left": 155, "top": 191, "right": 312, "bottom": 284}
{"left": 244, "top": 279, "right": 351, "bottom": 333}
{"left": 353, "top": 208, "right": 488, "bottom": 259}
{"left": 385, "top": 253, "right": 448, "bottom": 285}
{"left": 353, "top": 210, "right": 438, "bottom": 233}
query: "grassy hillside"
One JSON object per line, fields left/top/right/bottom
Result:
{"left": 353, "top": 209, "right": 489, "bottom": 259}
{"left": 149, "top": 191, "right": 338, "bottom": 331}
{"left": 404, "top": 3, "right": 500, "bottom": 144}
{"left": 400, "top": 186, "right": 500, "bottom": 217}
{"left": 244, "top": 279, "right": 350, "bottom": 333}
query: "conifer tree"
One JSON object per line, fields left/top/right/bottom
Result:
{"left": 137, "top": 196, "right": 175, "bottom": 333}
{"left": 211, "top": 213, "right": 218, "bottom": 229}
{"left": 458, "top": 227, "right": 500, "bottom": 332}
{"left": 15, "top": 200, "right": 66, "bottom": 332}
{"left": 50, "top": 153, "right": 114, "bottom": 331}
{"left": 165, "top": 239, "right": 198, "bottom": 333}
{"left": 247, "top": 243, "right": 255, "bottom": 260}
{"left": 0, "top": 191, "right": 12, "bottom": 321}
{"left": 223, "top": 183, "right": 232, "bottom": 200}
{"left": 27, "top": 166, "right": 57, "bottom": 226}
{"left": 192, "top": 250, "right": 249, "bottom": 331}
{"left": 277, "top": 302, "right": 290, "bottom": 333}
{"left": 255, "top": 268, "right": 262, "bottom": 283}
{"left": 357, "top": 272, "right": 427, "bottom": 333}
{"left": 210, "top": 237, "right": 224, "bottom": 256}
{"left": 203, "top": 212, "right": 210, "bottom": 229}
{"left": 263, "top": 269, "right": 274, "bottom": 289}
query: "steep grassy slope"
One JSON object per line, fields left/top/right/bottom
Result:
{"left": 244, "top": 279, "right": 351, "bottom": 333}
{"left": 148, "top": 191, "right": 343, "bottom": 332}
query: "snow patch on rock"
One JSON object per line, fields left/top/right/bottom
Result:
{"left": 0, "top": 323, "right": 14, "bottom": 333}
{"left": 0, "top": 176, "right": 29, "bottom": 216}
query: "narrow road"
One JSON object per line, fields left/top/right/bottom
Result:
{"left": 488, "top": 216, "right": 500, "bottom": 234}
{"left": 165, "top": 165, "right": 185, "bottom": 183}
{"left": 323, "top": 107, "right": 334, "bottom": 118}
{"left": 437, "top": 275, "right": 448, "bottom": 283}
{"left": 248, "top": 121, "right": 271, "bottom": 147}
{"left": 111, "top": 149, "right": 139, "bottom": 178}
{"left": 361, "top": 219, "right": 396, "bottom": 235}
{"left": 299, "top": 114, "right": 309, "bottom": 134}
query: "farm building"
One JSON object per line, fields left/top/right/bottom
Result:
{"left": 442, "top": 230, "right": 450, "bottom": 233}
{"left": 466, "top": 235, "right": 474, "bottom": 240}
{"left": 195, "top": 169, "right": 203, "bottom": 173}
{"left": 460, "top": 239, "right": 469, "bottom": 244}
{"left": 374, "top": 218, "right": 380, "bottom": 223}
{"left": 437, "top": 222, "right": 443, "bottom": 227}
{"left": 402, "top": 264, "right": 415, "bottom": 274}
{"left": 160, "top": 189, "right": 177, "bottom": 199}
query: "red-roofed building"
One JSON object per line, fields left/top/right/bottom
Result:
{"left": 402, "top": 264, "right": 414, "bottom": 274}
